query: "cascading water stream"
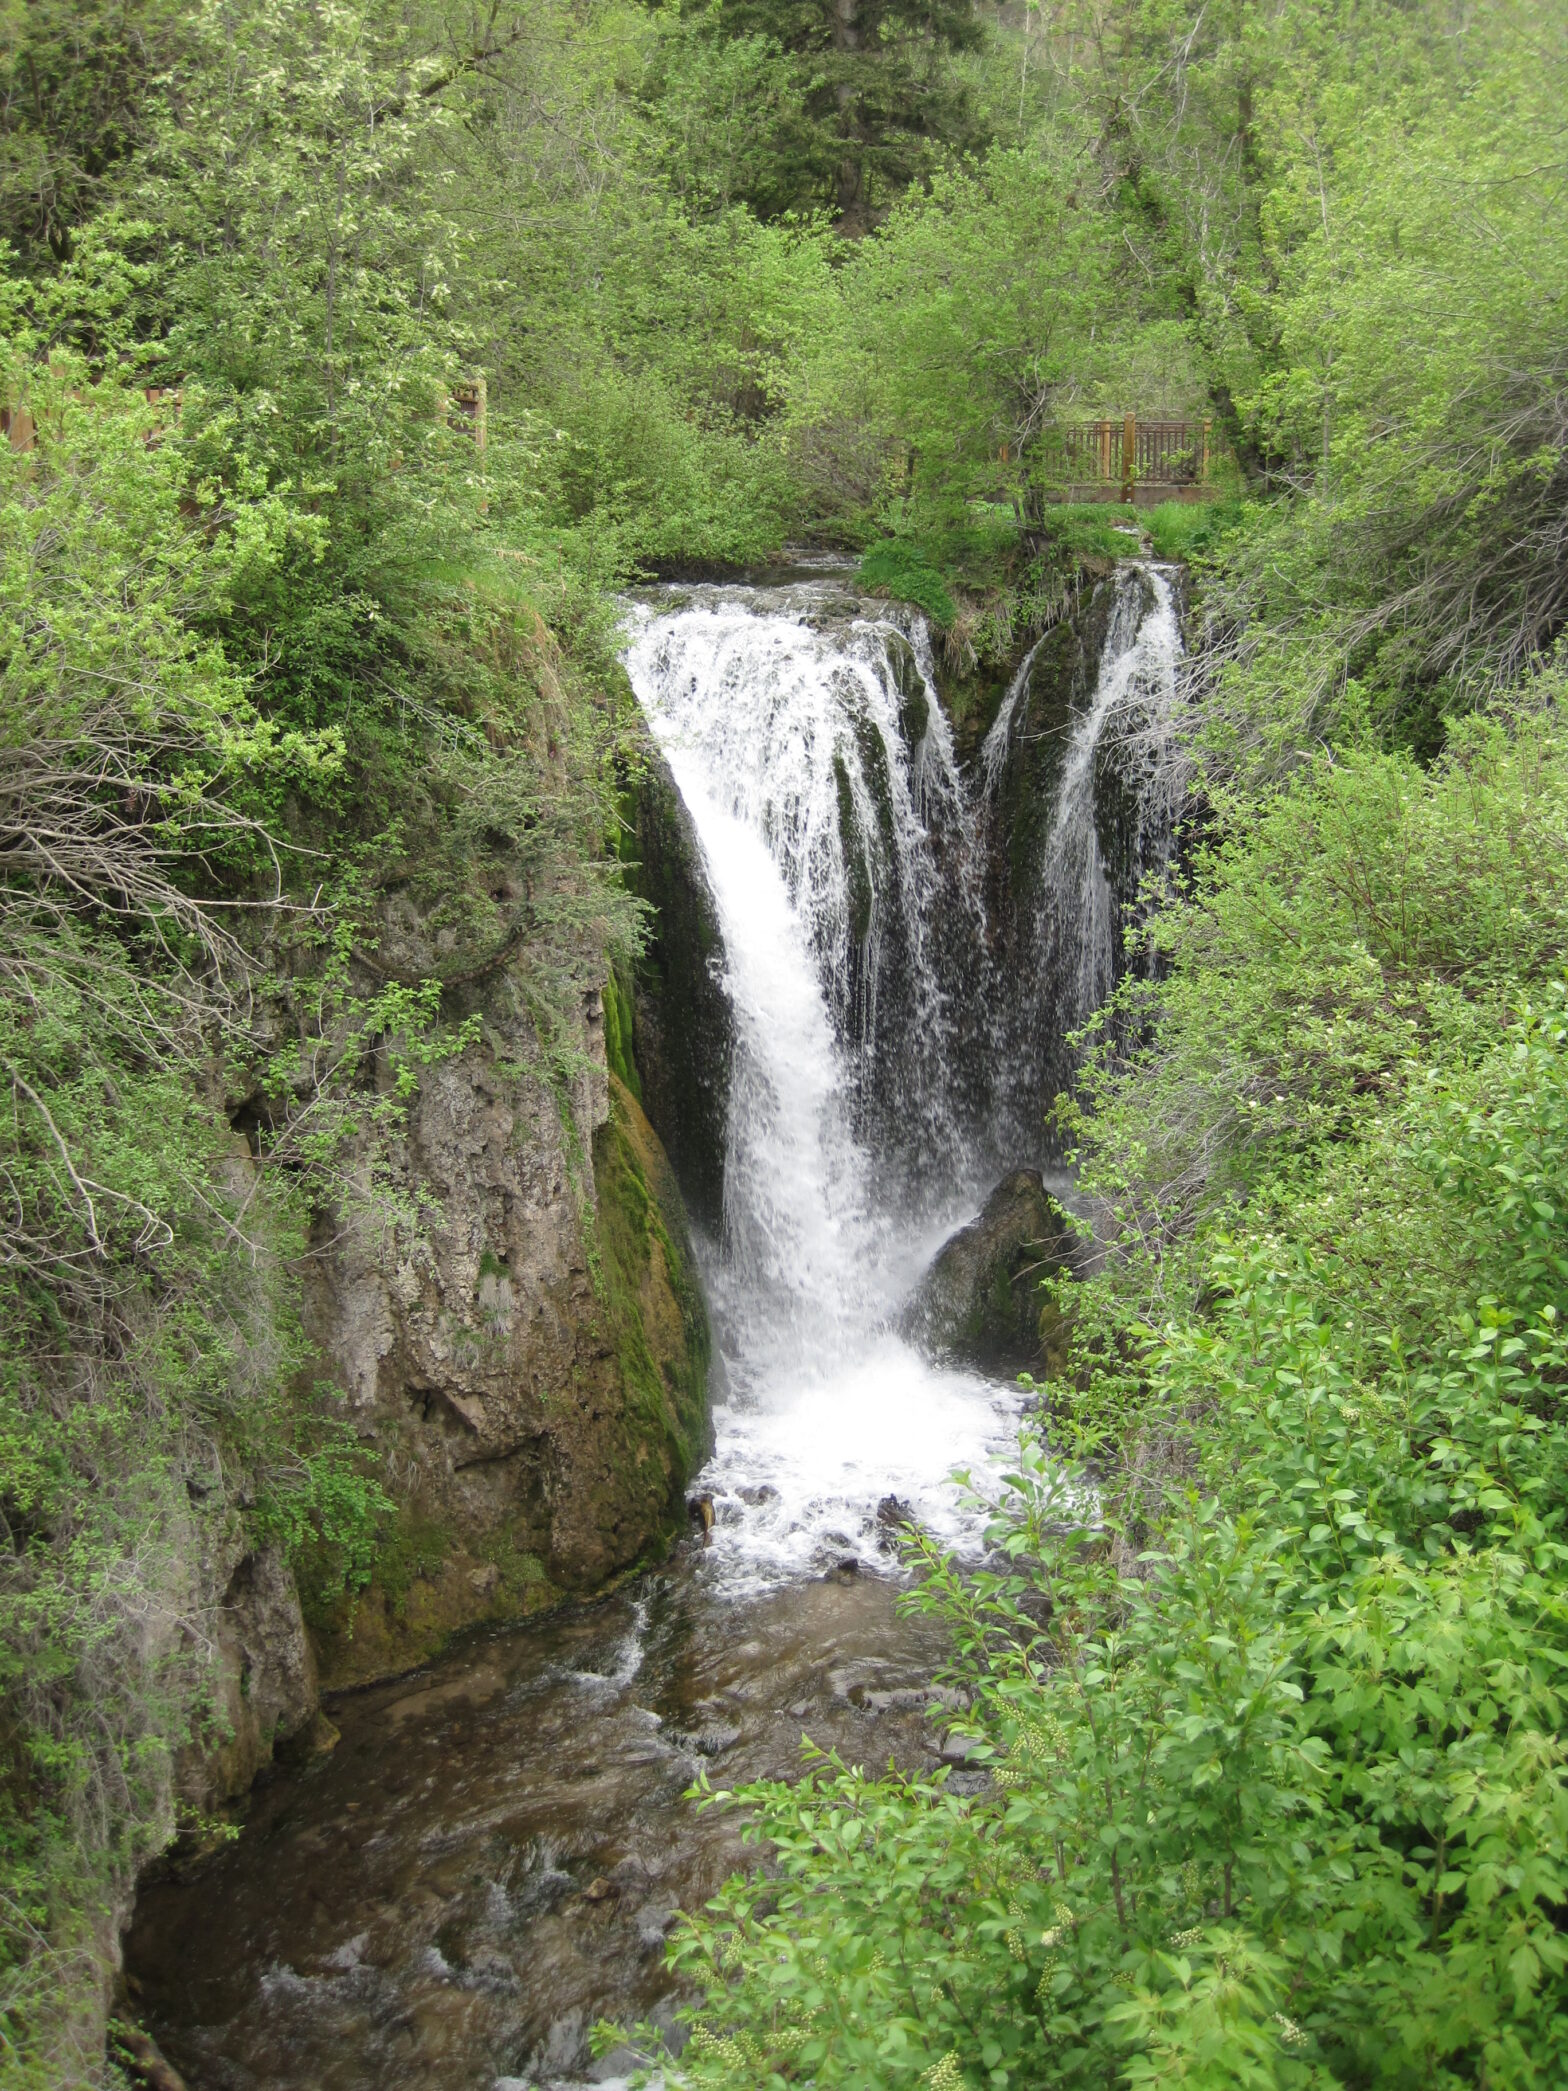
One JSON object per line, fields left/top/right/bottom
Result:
{"left": 622, "top": 582, "right": 1012, "bottom": 1583}
{"left": 622, "top": 561, "right": 1180, "bottom": 1586}
{"left": 980, "top": 562, "right": 1183, "bottom": 1154}
{"left": 1031, "top": 563, "right": 1181, "bottom": 1032}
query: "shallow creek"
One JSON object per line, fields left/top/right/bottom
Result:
{"left": 127, "top": 1561, "right": 971, "bottom": 2090}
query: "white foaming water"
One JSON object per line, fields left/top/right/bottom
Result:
{"left": 979, "top": 634, "right": 1046, "bottom": 794}
{"left": 623, "top": 581, "right": 1017, "bottom": 1586}
{"left": 621, "top": 565, "right": 1179, "bottom": 1591}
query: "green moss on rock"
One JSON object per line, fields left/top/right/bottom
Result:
{"left": 834, "top": 751, "right": 875, "bottom": 947}
{"left": 592, "top": 1072, "right": 712, "bottom": 1495}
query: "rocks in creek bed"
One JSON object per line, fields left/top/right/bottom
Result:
{"left": 634, "top": 1900, "right": 680, "bottom": 1953}
{"left": 666, "top": 1718, "right": 742, "bottom": 1759}
{"left": 902, "top": 1169, "right": 1079, "bottom": 1375}
{"left": 875, "top": 1494, "right": 913, "bottom": 1550}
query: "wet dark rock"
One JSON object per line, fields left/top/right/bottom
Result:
{"left": 625, "top": 736, "right": 733, "bottom": 1235}
{"left": 902, "top": 1170, "right": 1077, "bottom": 1374}
{"left": 885, "top": 631, "right": 930, "bottom": 751}
{"left": 876, "top": 1493, "right": 912, "bottom": 1529}
{"left": 635, "top": 1901, "right": 680, "bottom": 1953}
{"left": 988, "top": 582, "right": 1123, "bottom": 901}
{"left": 945, "top": 1767, "right": 994, "bottom": 1799}
{"left": 834, "top": 750, "right": 876, "bottom": 949}
{"left": 668, "top": 1721, "right": 741, "bottom": 1758}
{"left": 861, "top": 1685, "right": 934, "bottom": 1714}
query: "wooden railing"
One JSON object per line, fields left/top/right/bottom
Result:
{"left": 1041, "top": 415, "right": 1214, "bottom": 501}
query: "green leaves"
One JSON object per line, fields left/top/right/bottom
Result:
{"left": 668, "top": 976, "right": 1568, "bottom": 2087}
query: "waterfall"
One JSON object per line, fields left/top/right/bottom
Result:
{"left": 621, "top": 561, "right": 1179, "bottom": 1584}
{"left": 1032, "top": 563, "right": 1181, "bottom": 1034}
{"left": 982, "top": 563, "right": 1183, "bottom": 1155}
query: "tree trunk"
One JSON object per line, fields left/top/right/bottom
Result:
{"left": 832, "top": 0, "right": 867, "bottom": 232}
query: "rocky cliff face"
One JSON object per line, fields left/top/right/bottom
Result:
{"left": 623, "top": 737, "right": 733, "bottom": 1239}
{"left": 110, "top": 814, "right": 713, "bottom": 2087}
{"left": 300, "top": 961, "right": 710, "bottom": 1688}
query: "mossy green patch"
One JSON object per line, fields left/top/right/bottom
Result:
{"left": 857, "top": 540, "right": 957, "bottom": 627}
{"left": 602, "top": 962, "right": 643, "bottom": 1102}
{"left": 591, "top": 1075, "right": 711, "bottom": 1494}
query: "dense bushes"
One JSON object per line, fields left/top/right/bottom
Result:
{"left": 668, "top": 725, "right": 1568, "bottom": 2089}
{"left": 0, "top": 8, "right": 639, "bottom": 2071}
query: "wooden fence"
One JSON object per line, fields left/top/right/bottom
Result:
{"left": 1040, "top": 415, "right": 1214, "bottom": 502}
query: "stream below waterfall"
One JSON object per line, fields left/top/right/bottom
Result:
{"left": 125, "top": 555, "right": 1182, "bottom": 2091}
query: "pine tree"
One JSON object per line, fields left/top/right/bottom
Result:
{"left": 668, "top": 0, "right": 986, "bottom": 227}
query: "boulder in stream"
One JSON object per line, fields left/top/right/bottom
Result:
{"left": 902, "top": 1170, "right": 1077, "bottom": 1374}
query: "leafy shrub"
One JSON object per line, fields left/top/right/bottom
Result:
{"left": 668, "top": 992, "right": 1568, "bottom": 2089}
{"left": 1145, "top": 499, "right": 1245, "bottom": 563}
{"left": 858, "top": 539, "right": 957, "bottom": 627}
{"left": 1067, "top": 699, "right": 1568, "bottom": 1235}
{"left": 1036, "top": 502, "right": 1143, "bottom": 561}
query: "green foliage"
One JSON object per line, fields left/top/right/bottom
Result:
{"left": 1067, "top": 697, "right": 1568, "bottom": 1238}
{"left": 670, "top": 984, "right": 1568, "bottom": 2090}
{"left": 1145, "top": 500, "right": 1245, "bottom": 564}
{"left": 0, "top": 0, "right": 187, "bottom": 265}
{"left": 8, "top": 0, "right": 1568, "bottom": 2078}
{"left": 649, "top": 0, "right": 987, "bottom": 226}
{"left": 858, "top": 540, "right": 957, "bottom": 628}
{"left": 1039, "top": 503, "right": 1144, "bottom": 562}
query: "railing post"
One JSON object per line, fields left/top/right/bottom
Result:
{"left": 1122, "top": 412, "right": 1136, "bottom": 504}
{"left": 1201, "top": 418, "right": 1211, "bottom": 483}
{"left": 1099, "top": 419, "right": 1112, "bottom": 485}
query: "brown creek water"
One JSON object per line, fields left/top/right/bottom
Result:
{"left": 126, "top": 1555, "right": 974, "bottom": 2091}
